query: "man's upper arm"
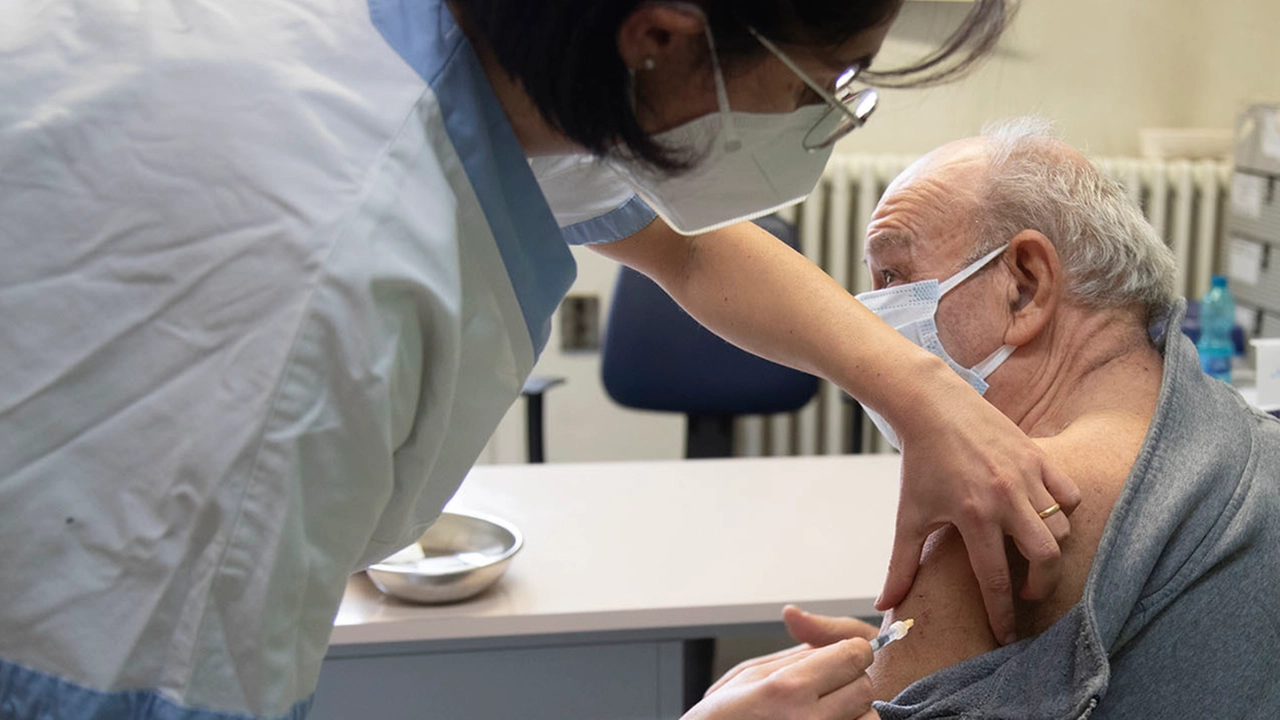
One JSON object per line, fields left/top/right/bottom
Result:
{"left": 868, "top": 525, "right": 1000, "bottom": 701}
{"left": 869, "top": 431, "right": 1128, "bottom": 701}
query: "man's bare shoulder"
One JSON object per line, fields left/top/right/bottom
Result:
{"left": 1033, "top": 411, "right": 1149, "bottom": 494}
{"left": 1015, "top": 412, "right": 1148, "bottom": 634}
{"left": 868, "top": 411, "right": 1149, "bottom": 701}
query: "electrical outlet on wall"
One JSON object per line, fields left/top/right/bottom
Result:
{"left": 560, "top": 294, "right": 601, "bottom": 352}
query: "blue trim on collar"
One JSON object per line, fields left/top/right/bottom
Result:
{"left": 0, "top": 657, "right": 312, "bottom": 720}
{"left": 561, "top": 195, "right": 658, "bottom": 246}
{"left": 367, "top": 0, "right": 575, "bottom": 356}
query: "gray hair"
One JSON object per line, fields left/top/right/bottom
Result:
{"left": 968, "top": 117, "right": 1178, "bottom": 322}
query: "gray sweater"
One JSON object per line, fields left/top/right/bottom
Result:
{"left": 876, "top": 301, "right": 1280, "bottom": 719}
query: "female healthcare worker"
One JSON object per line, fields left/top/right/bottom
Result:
{"left": 0, "top": 0, "right": 1080, "bottom": 718}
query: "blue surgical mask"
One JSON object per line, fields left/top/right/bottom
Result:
{"left": 854, "top": 244, "right": 1017, "bottom": 450}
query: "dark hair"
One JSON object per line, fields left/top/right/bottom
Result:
{"left": 453, "top": 0, "right": 1011, "bottom": 172}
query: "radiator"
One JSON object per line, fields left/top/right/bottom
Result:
{"left": 735, "top": 153, "right": 1232, "bottom": 458}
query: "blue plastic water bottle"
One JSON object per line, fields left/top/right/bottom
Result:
{"left": 1197, "top": 275, "right": 1235, "bottom": 383}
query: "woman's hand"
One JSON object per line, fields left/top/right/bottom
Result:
{"left": 783, "top": 605, "right": 881, "bottom": 648}
{"left": 878, "top": 365, "right": 1081, "bottom": 645}
{"left": 705, "top": 606, "right": 879, "bottom": 698}
{"left": 685, "top": 630, "right": 879, "bottom": 720}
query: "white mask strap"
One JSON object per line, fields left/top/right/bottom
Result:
{"left": 971, "top": 343, "right": 1017, "bottom": 379}
{"left": 938, "top": 243, "right": 1009, "bottom": 296}
{"left": 700, "top": 19, "right": 740, "bottom": 151}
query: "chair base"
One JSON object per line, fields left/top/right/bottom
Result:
{"left": 686, "top": 415, "right": 735, "bottom": 459}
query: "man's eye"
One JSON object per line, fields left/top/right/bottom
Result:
{"left": 880, "top": 269, "right": 897, "bottom": 285}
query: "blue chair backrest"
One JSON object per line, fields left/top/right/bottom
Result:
{"left": 601, "top": 216, "right": 819, "bottom": 416}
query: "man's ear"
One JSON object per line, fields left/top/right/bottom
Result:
{"left": 616, "top": 5, "right": 706, "bottom": 72}
{"left": 1003, "top": 230, "right": 1062, "bottom": 347}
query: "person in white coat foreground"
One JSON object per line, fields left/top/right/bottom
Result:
{"left": 0, "top": 1, "right": 1079, "bottom": 718}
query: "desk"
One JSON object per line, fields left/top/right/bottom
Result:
{"left": 1239, "top": 384, "right": 1280, "bottom": 416}
{"left": 312, "top": 455, "right": 901, "bottom": 719}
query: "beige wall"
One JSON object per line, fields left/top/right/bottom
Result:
{"left": 840, "top": 0, "right": 1278, "bottom": 157}
{"left": 1188, "top": 1, "right": 1280, "bottom": 129}
{"left": 480, "top": 0, "right": 1280, "bottom": 466}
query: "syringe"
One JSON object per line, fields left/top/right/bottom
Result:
{"left": 868, "top": 618, "right": 914, "bottom": 651}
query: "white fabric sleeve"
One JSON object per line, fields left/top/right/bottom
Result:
{"left": 530, "top": 154, "right": 658, "bottom": 245}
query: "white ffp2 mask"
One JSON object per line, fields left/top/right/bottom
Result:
{"left": 853, "top": 244, "right": 1017, "bottom": 450}
{"left": 607, "top": 22, "right": 841, "bottom": 236}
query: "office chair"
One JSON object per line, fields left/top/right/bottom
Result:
{"left": 601, "top": 215, "right": 820, "bottom": 459}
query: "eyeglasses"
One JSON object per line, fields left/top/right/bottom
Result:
{"left": 745, "top": 26, "right": 879, "bottom": 151}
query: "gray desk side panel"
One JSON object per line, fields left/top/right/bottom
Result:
{"left": 311, "top": 640, "right": 685, "bottom": 720}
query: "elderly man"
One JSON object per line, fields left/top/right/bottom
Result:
{"left": 716, "top": 119, "right": 1280, "bottom": 717}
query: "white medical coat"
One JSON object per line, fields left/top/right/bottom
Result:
{"left": 0, "top": 0, "right": 652, "bottom": 717}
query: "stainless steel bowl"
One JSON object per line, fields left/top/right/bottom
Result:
{"left": 366, "top": 511, "right": 523, "bottom": 604}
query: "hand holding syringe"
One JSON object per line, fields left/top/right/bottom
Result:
{"left": 869, "top": 618, "right": 914, "bottom": 651}
{"left": 696, "top": 610, "right": 916, "bottom": 720}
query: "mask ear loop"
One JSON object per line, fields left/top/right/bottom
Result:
{"left": 970, "top": 343, "right": 1017, "bottom": 379}
{"left": 938, "top": 243, "right": 1010, "bottom": 296}
{"left": 939, "top": 243, "right": 1017, "bottom": 379}
{"left": 700, "top": 20, "right": 741, "bottom": 152}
